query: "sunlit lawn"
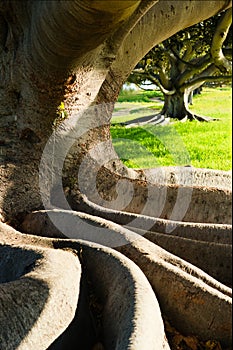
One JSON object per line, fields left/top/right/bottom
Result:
{"left": 110, "top": 86, "right": 232, "bottom": 170}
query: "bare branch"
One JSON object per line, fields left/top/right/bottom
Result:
{"left": 145, "top": 72, "right": 175, "bottom": 95}
{"left": 182, "top": 61, "right": 231, "bottom": 91}
{"left": 171, "top": 47, "right": 196, "bottom": 68}
{"left": 27, "top": 0, "right": 142, "bottom": 70}
{"left": 109, "top": 0, "right": 158, "bottom": 54}
{"left": 211, "top": 8, "right": 232, "bottom": 74}
{"left": 103, "top": 1, "right": 233, "bottom": 90}
{"left": 177, "top": 55, "right": 212, "bottom": 87}
{"left": 185, "top": 74, "right": 232, "bottom": 91}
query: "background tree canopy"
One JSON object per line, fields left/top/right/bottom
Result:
{"left": 127, "top": 9, "right": 232, "bottom": 121}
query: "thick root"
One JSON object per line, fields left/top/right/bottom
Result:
{"left": 17, "top": 210, "right": 232, "bottom": 346}
{"left": 0, "top": 242, "right": 81, "bottom": 350}
{"left": 117, "top": 237, "right": 232, "bottom": 346}
{"left": 142, "top": 167, "right": 231, "bottom": 190}
{"left": 134, "top": 228, "right": 232, "bottom": 287}
{"left": 0, "top": 222, "right": 170, "bottom": 350}
{"left": 70, "top": 166, "right": 232, "bottom": 224}
{"left": 123, "top": 113, "right": 170, "bottom": 127}
{"left": 187, "top": 113, "right": 219, "bottom": 122}
{"left": 2, "top": 165, "right": 232, "bottom": 348}
{"left": 71, "top": 193, "right": 232, "bottom": 242}
{"left": 21, "top": 209, "right": 232, "bottom": 286}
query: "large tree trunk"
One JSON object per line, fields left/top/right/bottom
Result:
{"left": 0, "top": 0, "right": 230, "bottom": 222}
{"left": 161, "top": 91, "right": 190, "bottom": 120}
{"left": 0, "top": 1, "right": 232, "bottom": 349}
{"left": 0, "top": 4, "right": 128, "bottom": 223}
{"left": 0, "top": 0, "right": 147, "bottom": 224}
{"left": 159, "top": 89, "right": 212, "bottom": 121}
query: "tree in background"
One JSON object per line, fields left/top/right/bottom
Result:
{"left": 128, "top": 9, "right": 232, "bottom": 122}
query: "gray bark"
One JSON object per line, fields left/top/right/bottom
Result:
{"left": 0, "top": 0, "right": 231, "bottom": 221}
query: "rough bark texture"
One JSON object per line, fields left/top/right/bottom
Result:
{"left": 0, "top": 1, "right": 232, "bottom": 349}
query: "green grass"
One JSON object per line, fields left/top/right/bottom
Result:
{"left": 110, "top": 86, "right": 232, "bottom": 170}
{"left": 118, "top": 88, "right": 163, "bottom": 102}
{"left": 112, "top": 91, "right": 163, "bottom": 124}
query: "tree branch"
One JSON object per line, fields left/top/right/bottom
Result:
{"left": 27, "top": 0, "right": 141, "bottom": 70}
{"left": 187, "top": 75, "right": 232, "bottom": 91}
{"left": 109, "top": 0, "right": 158, "bottom": 54}
{"left": 211, "top": 8, "right": 232, "bottom": 74}
{"left": 102, "top": 1, "right": 232, "bottom": 93}
{"left": 144, "top": 72, "right": 175, "bottom": 95}
{"left": 181, "top": 63, "right": 217, "bottom": 91}
{"left": 182, "top": 69, "right": 231, "bottom": 91}
{"left": 177, "top": 55, "right": 212, "bottom": 87}
{"left": 171, "top": 45, "right": 194, "bottom": 69}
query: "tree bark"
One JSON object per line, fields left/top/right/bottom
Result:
{"left": 0, "top": 0, "right": 142, "bottom": 223}
{"left": 159, "top": 89, "right": 213, "bottom": 121}
{"left": 161, "top": 91, "right": 190, "bottom": 120}
{"left": 0, "top": 0, "right": 231, "bottom": 222}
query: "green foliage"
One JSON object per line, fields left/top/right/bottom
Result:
{"left": 111, "top": 87, "right": 232, "bottom": 170}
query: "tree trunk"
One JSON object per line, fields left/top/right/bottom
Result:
{"left": 0, "top": 50, "right": 54, "bottom": 223}
{"left": 161, "top": 91, "right": 190, "bottom": 120}
{"left": 150, "top": 89, "right": 214, "bottom": 122}
{"left": 0, "top": 0, "right": 131, "bottom": 224}
{"left": 0, "top": 45, "right": 104, "bottom": 223}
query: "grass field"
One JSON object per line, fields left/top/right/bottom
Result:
{"left": 110, "top": 86, "right": 232, "bottom": 170}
